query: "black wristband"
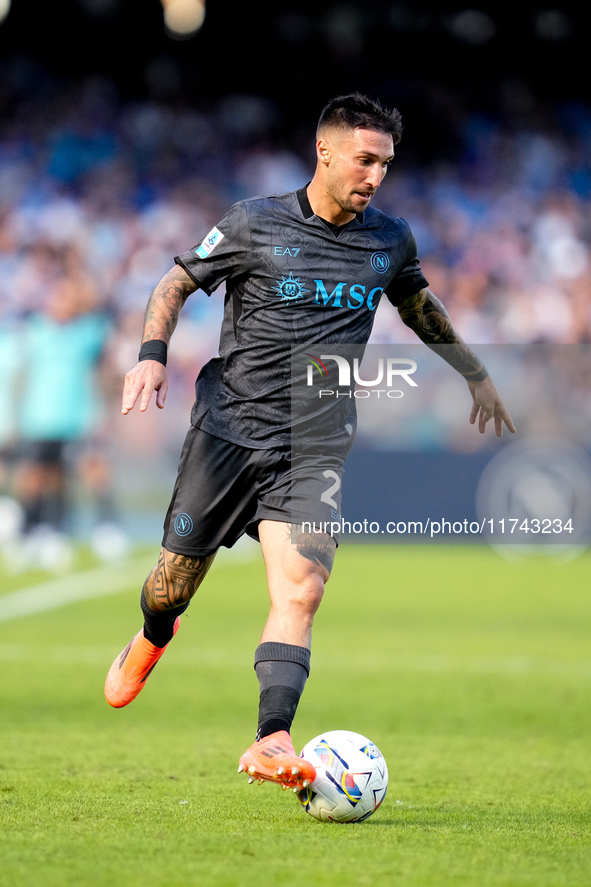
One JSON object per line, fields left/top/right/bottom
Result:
{"left": 138, "top": 340, "right": 167, "bottom": 366}
{"left": 462, "top": 366, "right": 488, "bottom": 383}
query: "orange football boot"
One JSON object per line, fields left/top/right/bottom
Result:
{"left": 238, "top": 730, "right": 316, "bottom": 792}
{"left": 105, "top": 617, "right": 180, "bottom": 708}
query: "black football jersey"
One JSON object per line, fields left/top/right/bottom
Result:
{"left": 175, "top": 186, "right": 428, "bottom": 450}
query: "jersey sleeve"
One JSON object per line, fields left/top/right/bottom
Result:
{"left": 384, "top": 221, "right": 429, "bottom": 307}
{"left": 174, "top": 200, "right": 251, "bottom": 295}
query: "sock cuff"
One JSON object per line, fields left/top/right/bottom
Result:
{"left": 254, "top": 642, "right": 311, "bottom": 675}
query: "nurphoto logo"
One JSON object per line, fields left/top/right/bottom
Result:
{"left": 305, "top": 353, "right": 418, "bottom": 398}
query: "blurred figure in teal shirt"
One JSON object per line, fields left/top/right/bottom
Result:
{"left": 14, "top": 246, "right": 110, "bottom": 544}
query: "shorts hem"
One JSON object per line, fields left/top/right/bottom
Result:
{"left": 161, "top": 537, "right": 220, "bottom": 558}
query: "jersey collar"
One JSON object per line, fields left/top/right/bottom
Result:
{"left": 297, "top": 185, "right": 364, "bottom": 228}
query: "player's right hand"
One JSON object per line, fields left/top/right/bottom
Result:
{"left": 122, "top": 360, "right": 169, "bottom": 414}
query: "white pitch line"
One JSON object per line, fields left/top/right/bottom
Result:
{"left": 0, "top": 554, "right": 156, "bottom": 623}
{"left": 0, "top": 541, "right": 260, "bottom": 624}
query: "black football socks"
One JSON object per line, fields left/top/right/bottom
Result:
{"left": 254, "top": 642, "right": 311, "bottom": 740}
{"left": 140, "top": 588, "right": 189, "bottom": 648}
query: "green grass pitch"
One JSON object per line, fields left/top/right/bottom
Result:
{"left": 0, "top": 543, "right": 590, "bottom": 887}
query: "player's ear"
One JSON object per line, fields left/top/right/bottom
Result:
{"left": 316, "top": 137, "right": 331, "bottom": 165}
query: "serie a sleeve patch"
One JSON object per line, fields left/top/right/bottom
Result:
{"left": 195, "top": 226, "right": 224, "bottom": 259}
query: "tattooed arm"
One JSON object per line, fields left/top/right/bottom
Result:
{"left": 121, "top": 265, "right": 197, "bottom": 415}
{"left": 398, "top": 287, "right": 486, "bottom": 377}
{"left": 141, "top": 265, "right": 196, "bottom": 345}
{"left": 398, "top": 287, "right": 516, "bottom": 436}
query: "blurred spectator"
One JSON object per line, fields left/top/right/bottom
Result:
{"left": 9, "top": 246, "right": 127, "bottom": 568}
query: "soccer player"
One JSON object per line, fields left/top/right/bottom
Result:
{"left": 105, "top": 93, "right": 515, "bottom": 791}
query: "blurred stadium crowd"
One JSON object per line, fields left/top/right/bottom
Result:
{"left": 1, "top": 72, "right": 590, "bottom": 566}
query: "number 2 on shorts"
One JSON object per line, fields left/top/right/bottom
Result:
{"left": 320, "top": 470, "right": 341, "bottom": 510}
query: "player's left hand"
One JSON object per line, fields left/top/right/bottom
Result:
{"left": 467, "top": 376, "right": 516, "bottom": 437}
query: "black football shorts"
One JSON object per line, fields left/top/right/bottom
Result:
{"left": 161, "top": 425, "right": 345, "bottom": 556}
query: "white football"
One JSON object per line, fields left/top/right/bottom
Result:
{"left": 297, "top": 730, "right": 388, "bottom": 822}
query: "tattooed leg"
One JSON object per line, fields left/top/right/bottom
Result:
{"left": 292, "top": 524, "right": 336, "bottom": 575}
{"left": 143, "top": 546, "right": 216, "bottom": 611}
{"left": 139, "top": 546, "right": 216, "bottom": 647}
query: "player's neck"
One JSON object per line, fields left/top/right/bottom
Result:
{"left": 306, "top": 180, "right": 356, "bottom": 227}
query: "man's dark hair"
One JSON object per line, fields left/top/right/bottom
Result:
{"left": 317, "top": 93, "right": 403, "bottom": 145}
